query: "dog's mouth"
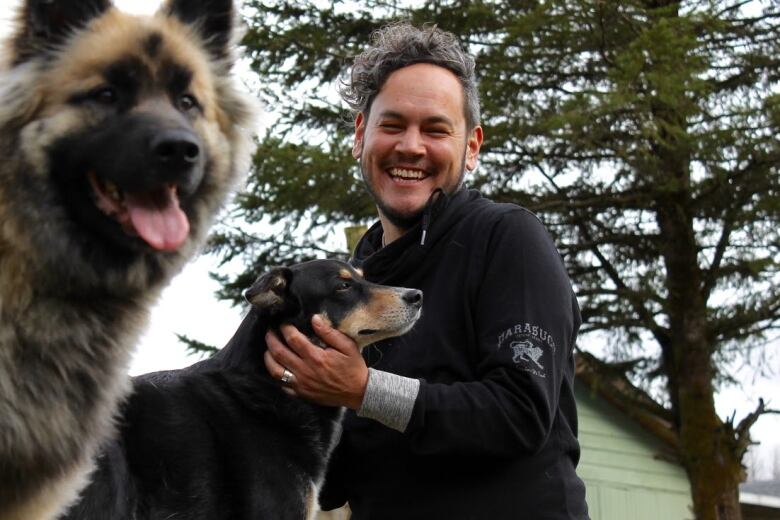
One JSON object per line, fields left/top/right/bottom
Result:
{"left": 87, "top": 172, "right": 190, "bottom": 252}
{"left": 358, "top": 329, "right": 379, "bottom": 336}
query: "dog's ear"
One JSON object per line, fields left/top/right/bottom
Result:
{"left": 161, "top": 0, "right": 236, "bottom": 60}
{"left": 11, "top": 0, "right": 112, "bottom": 64}
{"left": 244, "top": 267, "right": 297, "bottom": 317}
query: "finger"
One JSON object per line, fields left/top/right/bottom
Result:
{"left": 264, "top": 331, "right": 305, "bottom": 381}
{"left": 266, "top": 329, "right": 304, "bottom": 368}
{"left": 265, "top": 328, "right": 290, "bottom": 356}
{"left": 263, "top": 350, "right": 286, "bottom": 380}
{"left": 312, "top": 315, "right": 358, "bottom": 355}
{"left": 279, "top": 323, "right": 320, "bottom": 359}
{"left": 264, "top": 351, "right": 300, "bottom": 392}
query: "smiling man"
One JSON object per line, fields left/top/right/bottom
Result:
{"left": 264, "top": 23, "right": 590, "bottom": 519}
{"left": 353, "top": 61, "right": 482, "bottom": 241}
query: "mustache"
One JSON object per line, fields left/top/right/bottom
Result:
{"left": 378, "top": 157, "right": 433, "bottom": 172}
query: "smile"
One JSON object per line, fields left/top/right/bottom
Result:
{"left": 389, "top": 168, "right": 428, "bottom": 180}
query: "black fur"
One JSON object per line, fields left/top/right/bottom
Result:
{"left": 165, "top": 0, "right": 236, "bottom": 59}
{"left": 63, "top": 260, "right": 422, "bottom": 519}
{"left": 13, "top": 0, "right": 112, "bottom": 64}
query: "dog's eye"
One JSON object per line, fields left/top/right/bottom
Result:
{"left": 178, "top": 94, "right": 199, "bottom": 112}
{"left": 91, "top": 87, "right": 118, "bottom": 105}
{"left": 335, "top": 281, "right": 352, "bottom": 292}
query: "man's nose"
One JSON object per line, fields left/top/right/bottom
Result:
{"left": 395, "top": 127, "right": 425, "bottom": 156}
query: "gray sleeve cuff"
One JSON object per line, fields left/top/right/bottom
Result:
{"left": 357, "top": 368, "right": 420, "bottom": 432}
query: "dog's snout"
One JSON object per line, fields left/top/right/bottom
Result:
{"left": 151, "top": 129, "right": 201, "bottom": 170}
{"left": 403, "top": 289, "right": 423, "bottom": 308}
{"left": 244, "top": 286, "right": 257, "bottom": 303}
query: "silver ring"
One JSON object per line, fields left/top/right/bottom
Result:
{"left": 280, "top": 368, "right": 294, "bottom": 385}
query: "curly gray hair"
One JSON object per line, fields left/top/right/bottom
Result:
{"left": 340, "top": 22, "right": 481, "bottom": 130}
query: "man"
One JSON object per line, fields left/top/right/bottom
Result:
{"left": 264, "top": 23, "right": 589, "bottom": 519}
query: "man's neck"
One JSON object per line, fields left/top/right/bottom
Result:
{"left": 379, "top": 215, "right": 405, "bottom": 246}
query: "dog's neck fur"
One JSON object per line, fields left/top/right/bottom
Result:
{"left": 0, "top": 293, "right": 153, "bottom": 520}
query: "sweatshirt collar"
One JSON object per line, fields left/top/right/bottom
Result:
{"left": 352, "top": 188, "right": 482, "bottom": 280}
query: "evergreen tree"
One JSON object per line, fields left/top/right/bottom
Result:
{"left": 212, "top": 1, "right": 780, "bottom": 517}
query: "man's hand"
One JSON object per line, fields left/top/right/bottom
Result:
{"left": 264, "top": 315, "right": 369, "bottom": 410}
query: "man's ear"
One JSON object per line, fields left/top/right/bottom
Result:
{"left": 465, "top": 125, "right": 483, "bottom": 171}
{"left": 352, "top": 112, "right": 366, "bottom": 159}
{"left": 161, "top": 0, "right": 236, "bottom": 60}
{"left": 11, "top": 0, "right": 112, "bottom": 65}
{"left": 245, "top": 267, "right": 297, "bottom": 317}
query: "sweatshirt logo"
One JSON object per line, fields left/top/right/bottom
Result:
{"left": 510, "top": 340, "right": 544, "bottom": 370}
{"left": 497, "top": 323, "right": 555, "bottom": 378}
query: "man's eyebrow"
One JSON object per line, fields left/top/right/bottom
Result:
{"left": 376, "top": 110, "right": 404, "bottom": 120}
{"left": 376, "top": 110, "right": 455, "bottom": 127}
{"left": 423, "top": 115, "right": 455, "bottom": 127}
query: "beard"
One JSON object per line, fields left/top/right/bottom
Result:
{"left": 359, "top": 153, "right": 467, "bottom": 232}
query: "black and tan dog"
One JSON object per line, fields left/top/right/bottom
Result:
{"left": 0, "top": 1, "right": 254, "bottom": 519}
{"left": 63, "top": 259, "right": 422, "bottom": 519}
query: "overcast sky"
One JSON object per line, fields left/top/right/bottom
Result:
{"left": 0, "top": 0, "right": 778, "bottom": 477}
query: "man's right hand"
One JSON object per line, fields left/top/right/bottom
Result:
{"left": 264, "top": 315, "right": 369, "bottom": 410}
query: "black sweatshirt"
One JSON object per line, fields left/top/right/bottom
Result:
{"left": 320, "top": 189, "right": 589, "bottom": 519}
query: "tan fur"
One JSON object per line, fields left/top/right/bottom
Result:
{"left": 305, "top": 482, "right": 320, "bottom": 520}
{"left": 338, "top": 287, "right": 420, "bottom": 348}
{"left": 4, "top": 460, "right": 93, "bottom": 520}
{"left": 44, "top": 12, "right": 219, "bottom": 119}
{"left": 0, "top": 2, "right": 256, "bottom": 519}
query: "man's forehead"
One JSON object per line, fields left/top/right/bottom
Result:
{"left": 369, "top": 64, "right": 466, "bottom": 122}
{"left": 381, "top": 63, "right": 463, "bottom": 94}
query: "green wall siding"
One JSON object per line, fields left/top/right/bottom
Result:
{"left": 576, "top": 384, "right": 693, "bottom": 520}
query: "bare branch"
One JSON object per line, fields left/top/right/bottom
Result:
{"left": 732, "top": 398, "right": 780, "bottom": 457}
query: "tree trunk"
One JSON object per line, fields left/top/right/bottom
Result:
{"left": 658, "top": 195, "right": 744, "bottom": 520}
{"left": 674, "top": 341, "right": 744, "bottom": 520}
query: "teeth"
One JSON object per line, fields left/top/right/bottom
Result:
{"left": 87, "top": 172, "right": 124, "bottom": 207}
{"left": 390, "top": 168, "right": 426, "bottom": 180}
{"left": 105, "top": 180, "right": 122, "bottom": 202}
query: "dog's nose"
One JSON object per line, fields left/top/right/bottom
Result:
{"left": 151, "top": 129, "right": 201, "bottom": 171}
{"left": 403, "top": 289, "right": 423, "bottom": 308}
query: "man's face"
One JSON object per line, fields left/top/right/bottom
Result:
{"left": 352, "top": 63, "right": 483, "bottom": 230}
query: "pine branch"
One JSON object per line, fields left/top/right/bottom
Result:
{"left": 176, "top": 334, "right": 219, "bottom": 359}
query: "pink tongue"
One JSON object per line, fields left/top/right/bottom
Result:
{"left": 125, "top": 186, "right": 190, "bottom": 251}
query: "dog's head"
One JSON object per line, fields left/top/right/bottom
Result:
{"left": 245, "top": 259, "right": 423, "bottom": 349}
{"left": 0, "top": 0, "right": 255, "bottom": 291}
